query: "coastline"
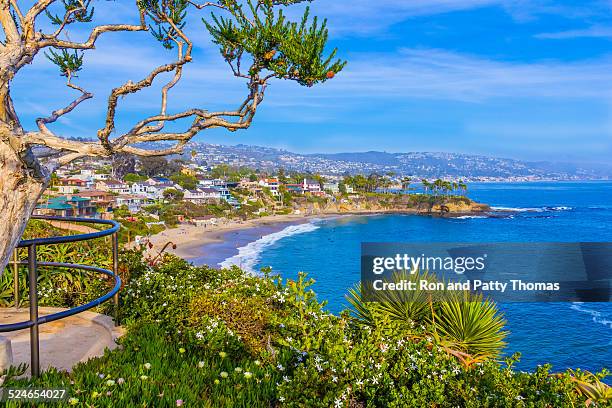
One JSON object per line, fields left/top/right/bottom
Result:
{"left": 145, "top": 204, "right": 491, "bottom": 265}
{"left": 146, "top": 213, "right": 328, "bottom": 261}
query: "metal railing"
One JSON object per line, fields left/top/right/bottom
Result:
{"left": 0, "top": 215, "right": 121, "bottom": 377}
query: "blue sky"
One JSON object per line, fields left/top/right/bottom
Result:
{"left": 12, "top": 0, "right": 612, "bottom": 164}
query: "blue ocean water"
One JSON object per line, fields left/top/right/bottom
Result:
{"left": 251, "top": 182, "right": 612, "bottom": 374}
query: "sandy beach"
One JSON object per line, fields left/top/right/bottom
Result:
{"left": 145, "top": 213, "right": 320, "bottom": 261}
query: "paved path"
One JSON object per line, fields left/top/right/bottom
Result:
{"left": 0, "top": 307, "right": 124, "bottom": 374}
{"left": 47, "top": 220, "right": 99, "bottom": 234}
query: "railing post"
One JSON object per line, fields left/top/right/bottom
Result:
{"left": 112, "top": 232, "right": 119, "bottom": 326}
{"left": 28, "top": 244, "right": 40, "bottom": 377}
{"left": 13, "top": 249, "right": 19, "bottom": 309}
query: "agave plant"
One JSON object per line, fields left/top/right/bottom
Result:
{"left": 566, "top": 369, "right": 612, "bottom": 406}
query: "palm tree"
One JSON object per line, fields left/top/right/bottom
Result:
{"left": 458, "top": 180, "right": 468, "bottom": 197}
{"left": 421, "top": 179, "right": 431, "bottom": 194}
{"left": 401, "top": 177, "right": 412, "bottom": 190}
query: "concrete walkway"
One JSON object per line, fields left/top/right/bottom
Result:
{"left": 47, "top": 220, "right": 99, "bottom": 234}
{"left": 0, "top": 307, "right": 124, "bottom": 374}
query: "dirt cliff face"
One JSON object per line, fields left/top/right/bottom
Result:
{"left": 291, "top": 195, "right": 490, "bottom": 216}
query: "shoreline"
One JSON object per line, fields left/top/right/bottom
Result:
{"left": 146, "top": 213, "right": 331, "bottom": 261}
{"left": 145, "top": 207, "right": 492, "bottom": 263}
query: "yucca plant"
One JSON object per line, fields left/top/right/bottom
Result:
{"left": 346, "top": 270, "right": 435, "bottom": 331}
{"left": 432, "top": 289, "right": 507, "bottom": 362}
{"left": 347, "top": 269, "right": 508, "bottom": 365}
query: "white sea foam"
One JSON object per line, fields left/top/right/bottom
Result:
{"left": 219, "top": 222, "right": 320, "bottom": 274}
{"left": 491, "top": 206, "right": 544, "bottom": 212}
{"left": 491, "top": 206, "right": 573, "bottom": 213}
{"left": 455, "top": 215, "right": 488, "bottom": 219}
{"left": 570, "top": 303, "right": 612, "bottom": 329}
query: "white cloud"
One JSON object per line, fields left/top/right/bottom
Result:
{"left": 316, "top": 48, "right": 612, "bottom": 102}
{"left": 535, "top": 25, "right": 612, "bottom": 39}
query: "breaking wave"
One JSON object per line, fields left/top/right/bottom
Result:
{"left": 219, "top": 222, "right": 320, "bottom": 274}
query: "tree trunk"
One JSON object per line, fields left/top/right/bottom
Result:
{"left": 0, "top": 139, "right": 47, "bottom": 275}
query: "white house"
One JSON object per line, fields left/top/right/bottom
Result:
{"left": 183, "top": 188, "right": 221, "bottom": 204}
{"left": 97, "top": 180, "right": 130, "bottom": 195}
{"left": 303, "top": 178, "right": 321, "bottom": 192}
{"left": 323, "top": 182, "right": 339, "bottom": 194}
{"left": 259, "top": 178, "right": 279, "bottom": 196}
{"left": 115, "top": 194, "right": 151, "bottom": 213}
{"left": 130, "top": 182, "right": 161, "bottom": 199}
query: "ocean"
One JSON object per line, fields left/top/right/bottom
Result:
{"left": 197, "top": 182, "right": 612, "bottom": 374}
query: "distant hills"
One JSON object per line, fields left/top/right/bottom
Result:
{"left": 183, "top": 143, "right": 611, "bottom": 181}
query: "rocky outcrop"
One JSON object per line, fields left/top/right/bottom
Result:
{"left": 291, "top": 195, "right": 490, "bottom": 217}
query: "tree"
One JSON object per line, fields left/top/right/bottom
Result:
{"left": 111, "top": 153, "right": 136, "bottom": 179}
{"left": 163, "top": 188, "right": 184, "bottom": 202}
{"left": 401, "top": 176, "right": 411, "bottom": 190}
{"left": 139, "top": 157, "right": 171, "bottom": 178}
{"left": 170, "top": 172, "right": 198, "bottom": 190}
{"left": 0, "top": 0, "right": 344, "bottom": 271}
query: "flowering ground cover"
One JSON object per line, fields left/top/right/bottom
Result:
{"left": 1, "top": 252, "right": 609, "bottom": 407}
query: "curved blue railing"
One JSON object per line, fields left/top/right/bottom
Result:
{"left": 0, "top": 215, "right": 121, "bottom": 377}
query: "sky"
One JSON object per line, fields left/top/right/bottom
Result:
{"left": 11, "top": 0, "right": 612, "bottom": 164}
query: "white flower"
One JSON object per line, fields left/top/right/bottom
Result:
{"left": 198, "top": 361, "right": 205, "bottom": 368}
{"left": 283, "top": 375, "right": 290, "bottom": 382}
{"left": 144, "top": 363, "right": 152, "bottom": 370}
{"left": 244, "top": 372, "right": 253, "bottom": 379}
{"left": 105, "top": 379, "right": 115, "bottom": 386}
{"left": 277, "top": 364, "right": 285, "bottom": 371}
{"left": 117, "top": 377, "right": 125, "bottom": 385}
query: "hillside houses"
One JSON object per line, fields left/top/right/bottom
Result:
{"left": 57, "top": 178, "right": 91, "bottom": 194}
{"left": 34, "top": 196, "right": 97, "bottom": 217}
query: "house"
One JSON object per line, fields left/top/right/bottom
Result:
{"left": 147, "top": 177, "right": 174, "bottom": 188}
{"left": 259, "top": 178, "right": 279, "bottom": 196}
{"left": 183, "top": 188, "right": 221, "bottom": 204}
{"left": 73, "top": 190, "right": 116, "bottom": 212}
{"left": 239, "top": 180, "right": 261, "bottom": 192}
{"left": 285, "top": 184, "right": 304, "bottom": 194}
{"left": 115, "top": 194, "right": 151, "bottom": 213}
{"left": 303, "top": 178, "right": 321, "bottom": 192}
{"left": 34, "top": 196, "right": 97, "bottom": 217}
{"left": 323, "top": 182, "right": 340, "bottom": 194}
{"left": 190, "top": 215, "right": 218, "bottom": 227}
{"left": 130, "top": 182, "right": 161, "bottom": 199}
{"left": 57, "top": 178, "right": 90, "bottom": 194}
{"left": 96, "top": 180, "right": 130, "bottom": 194}
{"left": 92, "top": 172, "right": 110, "bottom": 181}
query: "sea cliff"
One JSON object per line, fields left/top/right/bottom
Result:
{"left": 290, "top": 194, "right": 490, "bottom": 217}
